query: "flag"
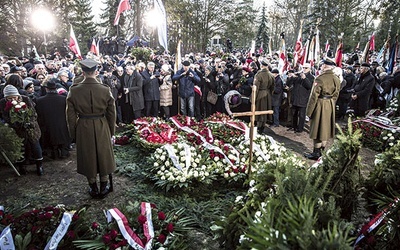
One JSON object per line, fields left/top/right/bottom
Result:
{"left": 258, "top": 42, "right": 264, "bottom": 54}
{"left": 335, "top": 40, "right": 343, "bottom": 67}
{"left": 114, "top": 0, "right": 131, "bottom": 26}
{"left": 300, "top": 38, "right": 309, "bottom": 65}
{"left": 293, "top": 21, "right": 303, "bottom": 66}
{"left": 314, "top": 28, "right": 320, "bottom": 66}
{"left": 361, "top": 40, "right": 370, "bottom": 63}
{"left": 325, "top": 40, "right": 330, "bottom": 53}
{"left": 174, "top": 40, "right": 182, "bottom": 72}
{"left": 90, "top": 38, "right": 98, "bottom": 56}
{"left": 268, "top": 37, "right": 272, "bottom": 57}
{"left": 355, "top": 42, "right": 360, "bottom": 52}
{"left": 154, "top": 0, "right": 168, "bottom": 51}
{"left": 387, "top": 35, "right": 398, "bottom": 74}
{"left": 369, "top": 32, "right": 375, "bottom": 51}
{"left": 278, "top": 33, "right": 288, "bottom": 74}
{"left": 69, "top": 25, "right": 82, "bottom": 59}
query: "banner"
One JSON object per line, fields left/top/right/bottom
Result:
{"left": 154, "top": 0, "right": 168, "bottom": 51}
{"left": 69, "top": 25, "right": 82, "bottom": 59}
{"left": 114, "top": 0, "right": 131, "bottom": 26}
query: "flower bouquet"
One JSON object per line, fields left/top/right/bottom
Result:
{"left": 74, "top": 201, "right": 193, "bottom": 250}
{"left": 147, "top": 142, "right": 218, "bottom": 190}
{"left": 0, "top": 205, "right": 92, "bottom": 250}
{"left": 4, "top": 99, "right": 34, "bottom": 128}
{"left": 128, "top": 117, "right": 178, "bottom": 151}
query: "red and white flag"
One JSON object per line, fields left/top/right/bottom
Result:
{"left": 293, "top": 22, "right": 303, "bottom": 65}
{"left": 69, "top": 25, "right": 82, "bottom": 59}
{"left": 325, "top": 40, "right": 330, "bottom": 53}
{"left": 335, "top": 41, "right": 343, "bottom": 67}
{"left": 114, "top": 0, "right": 131, "bottom": 26}
{"left": 90, "top": 38, "right": 98, "bottom": 56}
{"left": 369, "top": 32, "right": 375, "bottom": 51}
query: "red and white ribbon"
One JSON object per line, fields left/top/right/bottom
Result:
{"left": 107, "top": 208, "right": 146, "bottom": 250}
{"left": 194, "top": 85, "right": 202, "bottom": 96}
{"left": 0, "top": 225, "right": 15, "bottom": 250}
{"left": 44, "top": 212, "right": 74, "bottom": 250}
{"left": 140, "top": 202, "right": 154, "bottom": 250}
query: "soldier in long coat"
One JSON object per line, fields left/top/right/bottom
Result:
{"left": 66, "top": 59, "right": 116, "bottom": 199}
{"left": 253, "top": 60, "right": 275, "bottom": 134}
{"left": 304, "top": 58, "right": 340, "bottom": 160}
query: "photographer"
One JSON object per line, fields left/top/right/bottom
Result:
{"left": 172, "top": 60, "right": 200, "bottom": 117}
{"left": 286, "top": 66, "right": 312, "bottom": 133}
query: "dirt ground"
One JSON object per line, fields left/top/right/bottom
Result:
{"left": 0, "top": 120, "right": 376, "bottom": 222}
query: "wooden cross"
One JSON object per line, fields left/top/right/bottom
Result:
{"left": 231, "top": 85, "right": 273, "bottom": 179}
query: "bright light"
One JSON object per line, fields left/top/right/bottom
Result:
{"left": 145, "top": 9, "right": 161, "bottom": 28}
{"left": 31, "top": 8, "right": 55, "bottom": 32}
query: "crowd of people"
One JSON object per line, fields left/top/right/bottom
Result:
{"left": 1, "top": 47, "right": 400, "bottom": 196}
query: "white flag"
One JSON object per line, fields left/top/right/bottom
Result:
{"left": 154, "top": 0, "right": 168, "bottom": 51}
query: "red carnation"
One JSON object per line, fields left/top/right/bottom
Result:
{"left": 44, "top": 212, "right": 53, "bottom": 219}
{"left": 72, "top": 213, "right": 79, "bottom": 221}
{"left": 0, "top": 210, "right": 4, "bottom": 217}
{"left": 137, "top": 215, "right": 147, "bottom": 224}
{"left": 91, "top": 222, "right": 99, "bottom": 229}
{"left": 157, "top": 233, "right": 166, "bottom": 244}
{"left": 102, "top": 234, "right": 111, "bottom": 244}
{"left": 21, "top": 104, "right": 27, "bottom": 109}
{"left": 158, "top": 211, "right": 166, "bottom": 220}
{"left": 110, "top": 229, "right": 118, "bottom": 239}
{"left": 118, "top": 239, "right": 128, "bottom": 247}
{"left": 66, "top": 230, "right": 75, "bottom": 239}
{"left": 166, "top": 223, "right": 174, "bottom": 233}
{"left": 150, "top": 203, "right": 157, "bottom": 208}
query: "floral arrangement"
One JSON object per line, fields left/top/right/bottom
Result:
{"left": 0, "top": 205, "right": 92, "bottom": 249}
{"left": 4, "top": 99, "right": 34, "bottom": 127}
{"left": 148, "top": 143, "right": 217, "bottom": 190}
{"left": 0, "top": 122, "right": 23, "bottom": 164}
{"left": 74, "top": 201, "right": 190, "bottom": 250}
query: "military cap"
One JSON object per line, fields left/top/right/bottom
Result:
{"left": 182, "top": 60, "right": 190, "bottom": 66}
{"left": 80, "top": 58, "right": 98, "bottom": 72}
{"left": 270, "top": 68, "right": 279, "bottom": 74}
{"left": 361, "top": 62, "right": 370, "bottom": 68}
{"left": 322, "top": 58, "right": 336, "bottom": 66}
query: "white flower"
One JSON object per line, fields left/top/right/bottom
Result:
{"left": 180, "top": 177, "right": 186, "bottom": 182}
{"left": 383, "top": 136, "right": 388, "bottom": 140}
{"left": 249, "top": 180, "right": 255, "bottom": 187}
{"left": 229, "top": 172, "right": 235, "bottom": 177}
{"left": 204, "top": 172, "right": 209, "bottom": 176}
{"left": 389, "top": 136, "right": 395, "bottom": 140}
{"left": 193, "top": 171, "right": 199, "bottom": 177}
{"left": 11, "top": 100, "right": 17, "bottom": 105}
{"left": 165, "top": 161, "right": 170, "bottom": 167}
{"left": 201, "top": 165, "right": 206, "bottom": 170}
{"left": 214, "top": 156, "right": 220, "bottom": 161}
{"left": 15, "top": 104, "right": 21, "bottom": 109}
{"left": 160, "top": 155, "right": 166, "bottom": 161}
{"left": 195, "top": 158, "right": 200, "bottom": 164}
{"left": 160, "top": 166, "right": 165, "bottom": 171}
{"left": 223, "top": 173, "right": 229, "bottom": 178}
{"left": 257, "top": 156, "right": 263, "bottom": 162}
{"left": 180, "top": 157, "right": 186, "bottom": 162}
{"left": 235, "top": 196, "right": 243, "bottom": 203}
{"left": 160, "top": 176, "right": 166, "bottom": 180}
{"left": 180, "top": 151, "right": 185, "bottom": 156}
{"left": 389, "top": 142, "right": 394, "bottom": 146}
{"left": 19, "top": 102, "right": 26, "bottom": 106}
{"left": 168, "top": 176, "right": 175, "bottom": 181}
{"left": 154, "top": 162, "right": 159, "bottom": 167}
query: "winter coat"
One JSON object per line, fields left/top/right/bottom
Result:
{"left": 141, "top": 70, "right": 161, "bottom": 101}
{"left": 306, "top": 69, "right": 340, "bottom": 141}
{"left": 272, "top": 75, "right": 284, "bottom": 107}
{"left": 286, "top": 75, "right": 312, "bottom": 107}
{"left": 160, "top": 74, "right": 173, "bottom": 106}
{"left": 35, "top": 92, "right": 70, "bottom": 147}
{"left": 66, "top": 77, "right": 116, "bottom": 179}
{"left": 253, "top": 68, "right": 275, "bottom": 122}
{"left": 172, "top": 68, "right": 200, "bottom": 98}
{"left": 122, "top": 70, "right": 144, "bottom": 111}
{"left": 352, "top": 71, "right": 375, "bottom": 117}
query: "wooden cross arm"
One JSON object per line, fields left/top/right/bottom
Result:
{"left": 232, "top": 110, "right": 273, "bottom": 117}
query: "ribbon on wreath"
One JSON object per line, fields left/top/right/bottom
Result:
{"left": 107, "top": 203, "right": 154, "bottom": 250}
{"left": 44, "top": 212, "right": 74, "bottom": 250}
{"left": 353, "top": 197, "right": 399, "bottom": 248}
{"left": 162, "top": 144, "right": 183, "bottom": 171}
{"left": 205, "top": 120, "right": 247, "bottom": 133}
{"left": 134, "top": 117, "right": 157, "bottom": 126}
{"left": 353, "top": 117, "right": 400, "bottom": 133}
{"left": 0, "top": 225, "right": 15, "bottom": 250}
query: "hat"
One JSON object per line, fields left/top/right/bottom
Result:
{"left": 3, "top": 85, "right": 20, "bottom": 97}
{"left": 288, "top": 69, "right": 295, "bottom": 74}
{"left": 303, "top": 63, "right": 311, "bottom": 68}
{"left": 230, "top": 94, "right": 242, "bottom": 106}
{"left": 271, "top": 68, "right": 279, "bottom": 74}
{"left": 346, "top": 66, "right": 353, "bottom": 71}
{"left": 242, "top": 67, "right": 252, "bottom": 73}
{"left": 182, "top": 60, "right": 190, "bottom": 66}
{"left": 10, "top": 66, "right": 22, "bottom": 73}
{"left": 260, "top": 59, "right": 269, "bottom": 66}
{"left": 45, "top": 80, "right": 57, "bottom": 89}
{"left": 371, "top": 61, "right": 379, "bottom": 65}
{"left": 361, "top": 62, "right": 370, "bottom": 68}
{"left": 198, "top": 59, "right": 205, "bottom": 64}
{"left": 80, "top": 58, "right": 98, "bottom": 72}
{"left": 353, "top": 62, "right": 360, "bottom": 67}
{"left": 322, "top": 58, "right": 336, "bottom": 66}
{"left": 23, "top": 79, "right": 33, "bottom": 90}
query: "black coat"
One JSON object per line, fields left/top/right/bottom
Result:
{"left": 272, "top": 75, "right": 284, "bottom": 107}
{"left": 35, "top": 92, "right": 70, "bottom": 146}
{"left": 352, "top": 71, "right": 375, "bottom": 116}
{"left": 286, "top": 76, "right": 312, "bottom": 107}
{"left": 141, "top": 70, "right": 161, "bottom": 101}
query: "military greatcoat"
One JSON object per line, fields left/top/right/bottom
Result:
{"left": 253, "top": 68, "right": 275, "bottom": 123}
{"left": 306, "top": 69, "right": 340, "bottom": 141}
{"left": 66, "top": 77, "right": 116, "bottom": 179}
